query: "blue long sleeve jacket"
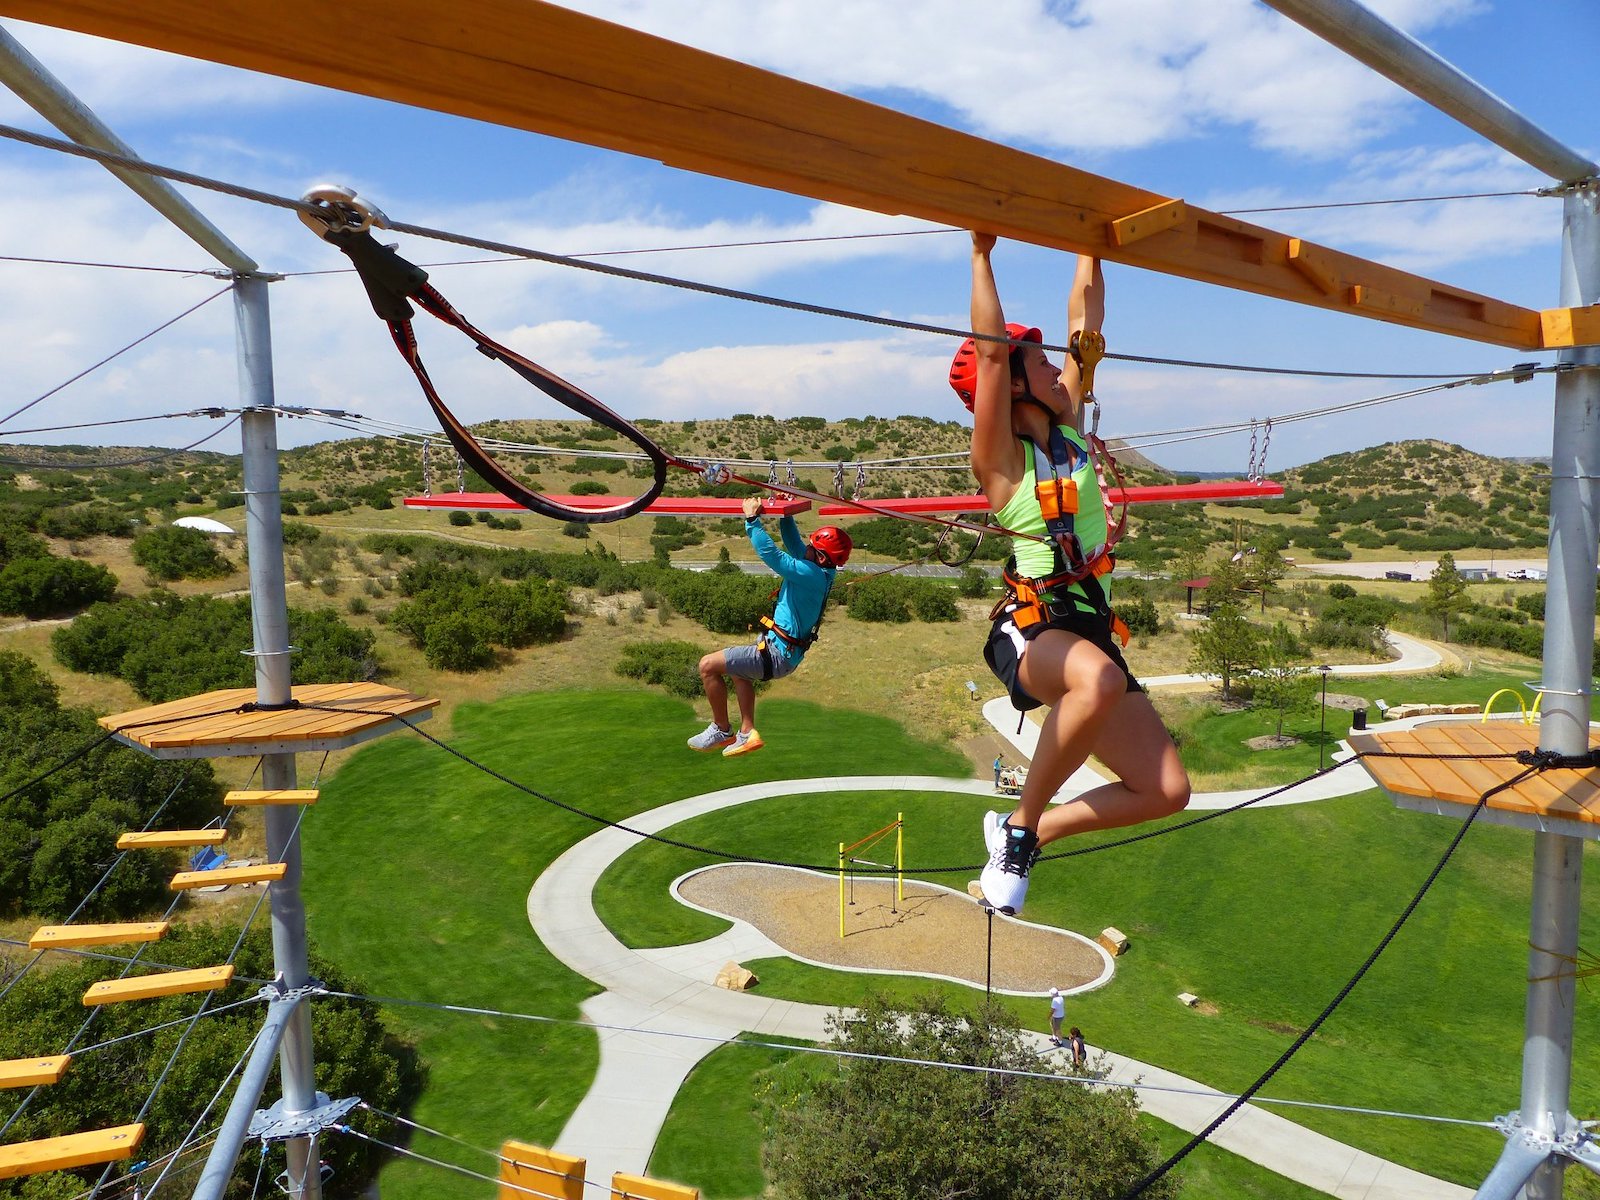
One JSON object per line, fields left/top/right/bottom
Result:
{"left": 747, "top": 515, "right": 834, "bottom": 668}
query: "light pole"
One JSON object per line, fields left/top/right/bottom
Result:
{"left": 1317, "top": 664, "right": 1333, "bottom": 770}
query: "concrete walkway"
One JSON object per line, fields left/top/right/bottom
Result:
{"left": 530, "top": 775, "right": 1472, "bottom": 1199}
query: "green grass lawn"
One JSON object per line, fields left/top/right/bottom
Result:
{"left": 300, "top": 689, "right": 967, "bottom": 1199}
{"left": 596, "top": 778, "right": 1600, "bottom": 1188}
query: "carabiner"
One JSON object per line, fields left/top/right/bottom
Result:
{"left": 298, "top": 184, "right": 389, "bottom": 239}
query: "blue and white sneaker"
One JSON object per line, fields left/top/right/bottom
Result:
{"left": 687, "top": 721, "right": 735, "bottom": 752}
{"left": 978, "top": 810, "right": 1039, "bottom": 914}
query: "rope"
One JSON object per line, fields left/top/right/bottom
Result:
{"left": 0, "top": 285, "right": 234, "bottom": 429}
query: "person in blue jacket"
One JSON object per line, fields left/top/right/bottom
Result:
{"left": 688, "top": 495, "right": 853, "bottom": 757}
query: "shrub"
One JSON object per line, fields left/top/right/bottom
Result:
{"left": 131, "top": 526, "right": 232, "bottom": 581}
{"left": 615, "top": 640, "right": 705, "bottom": 698}
{"left": 1118, "top": 594, "right": 1160, "bottom": 637}
{"left": 846, "top": 576, "right": 958, "bottom": 624}
{"left": 562, "top": 520, "right": 591, "bottom": 539}
{"left": 0, "top": 556, "right": 117, "bottom": 617}
{"left": 570, "top": 480, "right": 611, "bottom": 495}
{"left": 1327, "top": 582, "right": 1357, "bottom": 600}
{"left": 1516, "top": 592, "right": 1545, "bottom": 621}
{"left": 957, "top": 567, "right": 990, "bottom": 598}
{"left": 448, "top": 511, "right": 473, "bottom": 527}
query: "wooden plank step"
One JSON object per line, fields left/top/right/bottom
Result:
{"left": 224, "top": 789, "right": 319, "bottom": 807}
{"left": 611, "top": 1172, "right": 699, "bottom": 1200}
{"left": 29, "top": 922, "right": 170, "bottom": 950}
{"left": 0, "top": 1123, "right": 145, "bottom": 1179}
{"left": 83, "top": 966, "right": 234, "bottom": 1006}
{"left": 499, "top": 1140, "right": 585, "bottom": 1200}
{"left": 117, "top": 829, "right": 227, "bottom": 849}
{"left": 170, "top": 863, "right": 286, "bottom": 891}
{"left": 0, "top": 1055, "right": 71, "bottom": 1089}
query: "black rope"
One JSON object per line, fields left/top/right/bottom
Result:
{"left": 0, "top": 729, "right": 119, "bottom": 807}
{"left": 1121, "top": 759, "right": 1546, "bottom": 1198}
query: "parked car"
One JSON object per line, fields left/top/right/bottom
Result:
{"left": 1384, "top": 570, "right": 1412, "bottom": 581}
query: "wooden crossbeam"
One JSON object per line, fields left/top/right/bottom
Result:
{"left": 0, "top": 1055, "right": 71, "bottom": 1089}
{"left": 1, "top": 0, "right": 1559, "bottom": 348}
{"left": 0, "top": 1123, "right": 144, "bottom": 1179}
{"left": 224, "top": 789, "right": 319, "bottom": 807}
{"left": 82, "top": 966, "right": 234, "bottom": 1006}
{"left": 170, "top": 862, "right": 286, "bottom": 890}
{"left": 499, "top": 1140, "right": 585, "bottom": 1200}
{"left": 116, "top": 828, "right": 227, "bottom": 849}
{"left": 29, "top": 922, "right": 170, "bottom": 950}
{"left": 611, "top": 1172, "right": 699, "bottom": 1200}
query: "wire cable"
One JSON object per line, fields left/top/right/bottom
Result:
{"left": 0, "top": 284, "right": 233, "bottom": 429}
{"left": 0, "top": 253, "right": 216, "bottom": 275}
{"left": 0, "top": 414, "right": 241, "bottom": 470}
{"left": 0, "top": 408, "right": 229, "bottom": 439}
{"left": 1217, "top": 188, "right": 1543, "bottom": 215}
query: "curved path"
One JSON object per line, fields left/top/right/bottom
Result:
{"left": 529, "top": 774, "right": 1470, "bottom": 1199}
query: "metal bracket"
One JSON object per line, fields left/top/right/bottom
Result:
{"left": 247, "top": 1093, "right": 360, "bottom": 1143}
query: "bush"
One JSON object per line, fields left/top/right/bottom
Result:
{"left": 448, "top": 511, "right": 473, "bottom": 527}
{"left": 846, "top": 576, "right": 958, "bottom": 623}
{"left": 130, "top": 526, "right": 232, "bottom": 581}
{"left": 0, "top": 555, "right": 117, "bottom": 617}
{"left": 570, "top": 480, "right": 611, "bottom": 495}
{"left": 1327, "top": 582, "right": 1357, "bottom": 600}
{"left": 1118, "top": 594, "right": 1160, "bottom": 637}
{"left": 562, "top": 520, "right": 590, "bottom": 539}
{"left": 1516, "top": 592, "right": 1546, "bottom": 621}
{"left": 615, "top": 640, "right": 706, "bottom": 698}
{"left": 957, "top": 566, "right": 990, "bottom": 598}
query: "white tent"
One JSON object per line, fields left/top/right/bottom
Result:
{"left": 173, "top": 515, "right": 236, "bottom": 535}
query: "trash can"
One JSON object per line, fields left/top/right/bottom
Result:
{"left": 1352, "top": 707, "right": 1368, "bottom": 731}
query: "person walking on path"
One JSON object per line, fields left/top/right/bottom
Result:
{"left": 956, "top": 232, "right": 1190, "bottom": 914}
{"left": 688, "top": 495, "right": 852, "bottom": 757}
{"left": 1048, "top": 987, "right": 1065, "bottom": 1045}
{"left": 1068, "top": 1026, "right": 1087, "bottom": 1070}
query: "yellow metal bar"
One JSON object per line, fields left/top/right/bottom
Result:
{"left": 0, "top": 0, "right": 1553, "bottom": 348}
{"left": 117, "top": 828, "right": 227, "bottom": 849}
{"left": 896, "top": 812, "right": 904, "bottom": 907}
{"left": 1481, "top": 688, "right": 1527, "bottom": 723}
{"left": 498, "top": 1140, "right": 585, "bottom": 1200}
{"left": 169, "top": 862, "right": 287, "bottom": 890}
{"left": 0, "top": 1055, "right": 70, "bottom": 1089}
{"left": 611, "top": 1172, "right": 699, "bottom": 1200}
{"left": 224, "top": 789, "right": 319, "bottom": 806}
{"left": 82, "top": 966, "right": 234, "bottom": 1006}
{"left": 0, "top": 1123, "right": 144, "bottom": 1179}
{"left": 838, "top": 843, "right": 845, "bottom": 940}
{"left": 29, "top": 922, "right": 169, "bottom": 950}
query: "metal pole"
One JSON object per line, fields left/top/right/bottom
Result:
{"left": 1503, "top": 183, "right": 1600, "bottom": 1200}
{"left": 190, "top": 995, "right": 299, "bottom": 1200}
{"left": 1260, "top": 0, "right": 1597, "bottom": 183}
{"left": 1318, "top": 668, "right": 1330, "bottom": 770}
{"left": 0, "top": 23, "right": 258, "bottom": 271}
{"left": 237, "top": 277, "right": 322, "bottom": 1200}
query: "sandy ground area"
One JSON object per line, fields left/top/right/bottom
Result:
{"left": 678, "top": 864, "right": 1107, "bottom": 994}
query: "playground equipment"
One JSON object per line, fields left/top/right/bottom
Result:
{"left": 837, "top": 813, "right": 903, "bottom": 939}
{"left": 1481, "top": 686, "right": 1545, "bottom": 726}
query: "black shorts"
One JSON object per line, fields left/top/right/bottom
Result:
{"left": 983, "top": 604, "right": 1143, "bottom": 713}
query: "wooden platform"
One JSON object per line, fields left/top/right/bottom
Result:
{"left": 404, "top": 493, "right": 812, "bottom": 516}
{"left": 1350, "top": 723, "right": 1600, "bottom": 838}
{"left": 100, "top": 683, "right": 437, "bottom": 759}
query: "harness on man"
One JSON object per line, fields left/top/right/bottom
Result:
{"left": 755, "top": 572, "right": 835, "bottom": 680}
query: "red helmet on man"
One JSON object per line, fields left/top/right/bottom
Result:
{"left": 948, "top": 323, "right": 1041, "bottom": 412}
{"left": 810, "top": 526, "right": 852, "bottom": 568}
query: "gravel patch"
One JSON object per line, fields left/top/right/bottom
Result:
{"left": 677, "top": 863, "right": 1109, "bottom": 995}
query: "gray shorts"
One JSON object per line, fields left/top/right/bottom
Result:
{"left": 723, "top": 639, "right": 799, "bottom": 682}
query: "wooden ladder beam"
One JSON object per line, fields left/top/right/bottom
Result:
{"left": 29, "top": 922, "right": 170, "bottom": 950}
{"left": 117, "top": 828, "right": 227, "bottom": 849}
{"left": 82, "top": 966, "right": 234, "bottom": 1006}
{"left": 0, "top": 0, "right": 1558, "bottom": 348}
{"left": 224, "top": 789, "right": 319, "bottom": 807}
{"left": 170, "top": 863, "right": 287, "bottom": 891}
{"left": 610, "top": 1173, "right": 699, "bottom": 1200}
{"left": 0, "top": 1124, "right": 144, "bottom": 1179}
{"left": 499, "top": 1140, "right": 586, "bottom": 1200}
{"left": 0, "top": 1055, "right": 71, "bottom": 1089}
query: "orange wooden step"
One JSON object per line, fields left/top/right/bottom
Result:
{"left": 29, "top": 922, "right": 170, "bottom": 950}
{"left": 611, "top": 1172, "right": 699, "bottom": 1200}
{"left": 0, "top": 1055, "right": 70, "bottom": 1089}
{"left": 499, "top": 1140, "right": 585, "bottom": 1200}
{"left": 169, "top": 862, "right": 286, "bottom": 891}
{"left": 117, "top": 828, "right": 228, "bottom": 849}
{"left": 224, "top": 789, "right": 319, "bottom": 806}
{"left": 0, "top": 1124, "right": 144, "bottom": 1179}
{"left": 82, "top": 966, "right": 234, "bottom": 1006}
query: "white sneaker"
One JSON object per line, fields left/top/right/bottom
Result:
{"left": 687, "top": 722, "right": 735, "bottom": 752}
{"left": 978, "top": 810, "right": 1038, "bottom": 914}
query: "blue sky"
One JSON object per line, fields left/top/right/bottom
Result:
{"left": 0, "top": 0, "right": 1594, "bottom": 474}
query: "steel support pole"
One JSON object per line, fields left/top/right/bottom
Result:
{"left": 1494, "top": 184, "right": 1600, "bottom": 1200}
{"left": 1260, "top": 0, "right": 1596, "bottom": 183}
{"left": 236, "top": 277, "right": 322, "bottom": 1200}
{"left": 189, "top": 994, "right": 299, "bottom": 1200}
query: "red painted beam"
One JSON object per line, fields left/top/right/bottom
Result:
{"left": 815, "top": 480, "right": 1283, "bottom": 516}
{"left": 403, "top": 493, "right": 814, "bottom": 516}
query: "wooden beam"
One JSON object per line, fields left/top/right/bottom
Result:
{"left": 117, "top": 829, "right": 227, "bottom": 849}
{"left": 82, "top": 966, "right": 234, "bottom": 1005}
{"left": 224, "top": 789, "right": 319, "bottom": 807}
{"left": 0, "top": 1124, "right": 144, "bottom": 1179}
{"left": 169, "top": 862, "right": 286, "bottom": 890}
{"left": 0, "top": 0, "right": 1556, "bottom": 348}
{"left": 498, "top": 1140, "right": 585, "bottom": 1200}
{"left": 1542, "top": 306, "right": 1600, "bottom": 348}
{"left": 0, "top": 1055, "right": 71, "bottom": 1089}
{"left": 29, "top": 922, "right": 170, "bottom": 950}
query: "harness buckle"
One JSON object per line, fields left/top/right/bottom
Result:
{"left": 298, "top": 184, "right": 389, "bottom": 239}
{"left": 1034, "top": 477, "right": 1078, "bottom": 521}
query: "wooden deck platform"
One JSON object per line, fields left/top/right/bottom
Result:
{"left": 100, "top": 683, "right": 437, "bottom": 759}
{"left": 1349, "top": 723, "right": 1600, "bottom": 839}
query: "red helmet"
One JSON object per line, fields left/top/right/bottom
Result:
{"left": 949, "top": 323, "right": 1041, "bottom": 411}
{"left": 810, "top": 526, "right": 852, "bottom": 567}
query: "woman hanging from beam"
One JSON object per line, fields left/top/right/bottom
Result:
{"left": 953, "top": 233, "right": 1190, "bottom": 913}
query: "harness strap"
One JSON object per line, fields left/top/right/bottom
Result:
{"left": 319, "top": 227, "right": 669, "bottom": 524}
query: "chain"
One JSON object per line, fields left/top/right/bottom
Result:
{"left": 785, "top": 459, "right": 798, "bottom": 489}
{"left": 1247, "top": 420, "right": 1259, "bottom": 482}
{"left": 851, "top": 462, "right": 868, "bottom": 502}
{"left": 1258, "top": 419, "right": 1272, "bottom": 480}
{"left": 455, "top": 452, "right": 465, "bottom": 493}
{"left": 766, "top": 461, "right": 779, "bottom": 487}
{"left": 832, "top": 461, "right": 846, "bottom": 497}
{"left": 421, "top": 441, "right": 433, "bottom": 498}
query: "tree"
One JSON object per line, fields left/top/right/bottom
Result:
{"left": 1244, "top": 543, "right": 1291, "bottom": 613}
{"left": 1423, "top": 552, "right": 1470, "bottom": 642}
{"left": 762, "top": 992, "right": 1175, "bottom": 1200}
{"left": 0, "top": 556, "right": 117, "bottom": 618}
{"left": 131, "top": 526, "right": 233, "bottom": 581}
{"left": 1187, "top": 602, "right": 1261, "bottom": 698}
{"left": 1251, "top": 623, "right": 1317, "bottom": 737}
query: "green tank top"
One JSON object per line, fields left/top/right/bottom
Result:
{"left": 992, "top": 426, "right": 1110, "bottom": 603}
